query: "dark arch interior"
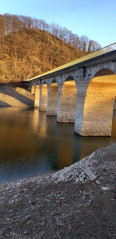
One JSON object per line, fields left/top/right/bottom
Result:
{"left": 52, "top": 79, "right": 57, "bottom": 83}
{"left": 95, "top": 69, "right": 114, "bottom": 77}
{"left": 42, "top": 82, "right": 47, "bottom": 85}
{"left": 65, "top": 76, "right": 74, "bottom": 82}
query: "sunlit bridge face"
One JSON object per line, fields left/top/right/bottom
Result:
{"left": 82, "top": 69, "right": 116, "bottom": 136}
{"left": 31, "top": 85, "right": 35, "bottom": 94}
{"left": 34, "top": 85, "right": 39, "bottom": 108}
{"left": 59, "top": 78, "right": 77, "bottom": 122}
{"left": 40, "top": 84, "right": 48, "bottom": 112}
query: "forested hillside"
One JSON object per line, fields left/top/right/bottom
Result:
{"left": 0, "top": 14, "right": 101, "bottom": 83}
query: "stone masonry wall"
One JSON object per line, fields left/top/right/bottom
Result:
{"left": 58, "top": 81, "right": 77, "bottom": 122}
{"left": 82, "top": 75, "right": 116, "bottom": 136}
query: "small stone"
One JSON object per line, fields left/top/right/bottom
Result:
{"left": 12, "top": 232, "right": 17, "bottom": 237}
{"left": 95, "top": 180, "right": 101, "bottom": 185}
{"left": 68, "top": 226, "right": 73, "bottom": 231}
{"left": 101, "top": 186, "right": 110, "bottom": 191}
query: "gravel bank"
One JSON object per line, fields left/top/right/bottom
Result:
{"left": 0, "top": 143, "right": 116, "bottom": 239}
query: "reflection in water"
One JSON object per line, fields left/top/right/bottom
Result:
{"left": 0, "top": 108, "right": 116, "bottom": 183}
{"left": 55, "top": 123, "right": 81, "bottom": 169}
{"left": 32, "top": 109, "right": 39, "bottom": 133}
{"left": 31, "top": 109, "right": 47, "bottom": 138}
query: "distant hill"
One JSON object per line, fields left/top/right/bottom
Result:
{"left": 0, "top": 14, "right": 101, "bottom": 83}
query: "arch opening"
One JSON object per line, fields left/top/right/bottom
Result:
{"left": 94, "top": 69, "right": 114, "bottom": 77}
{"left": 34, "top": 85, "right": 39, "bottom": 108}
{"left": 59, "top": 78, "right": 77, "bottom": 122}
{"left": 82, "top": 70, "right": 116, "bottom": 136}
{"left": 47, "top": 82, "right": 58, "bottom": 116}
{"left": 40, "top": 84, "right": 48, "bottom": 112}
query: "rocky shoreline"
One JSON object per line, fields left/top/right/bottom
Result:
{"left": 0, "top": 143, "right": 116, "bottom": 239}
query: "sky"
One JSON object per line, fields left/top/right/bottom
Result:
{"left": 0, "top": 0, "right": 116, "bottom": 47}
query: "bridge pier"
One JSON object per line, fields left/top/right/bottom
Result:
{"left": 114, "top": 97, "right": 116, "bottom": 111}
{"left": 39, "top": 84, "right": 48, "bottom": 112}
{"left": 31, "top": 85, "right": 35, "bottom": 94}
{"left": 34, "top": 85, "right": 39, "bottom": 108}
{"left": 74, "top": 82, "right": 89, "bottom": 135}
{"left": 56, "top": 83, "right": 62, "bottom": 121}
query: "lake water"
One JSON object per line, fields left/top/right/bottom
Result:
{"left": 0, "top": 108, "right": 116, "bottom": 183}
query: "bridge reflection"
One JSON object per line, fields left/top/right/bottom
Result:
{"left": 31, "top": 110, "right": 116, "bottom": 171}
{"left": 0, "top": 108, "right": 116, "bottom": 183}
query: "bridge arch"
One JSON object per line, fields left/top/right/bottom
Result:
{"left": 40, "top": 83, "right": 48, "bottom": 111}
{"left": 58, "top": 76, "right": 77, "bottom": 122}
{"left": 47, "top": 80, "right": 58, "bottom": 116}
{"left": 90, "top": 64, "right": 116, "bottom": 80}
{"left": 34, "top": 84, "right": 40, "bottom": 108}
{"left": 81, "top": 68, "right": 116, "bottom": 136}
{"left": 93, "top": 68, "right": 115, "bottom": 78}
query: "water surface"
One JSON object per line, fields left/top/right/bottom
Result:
{"left": 0, "top": 108, "right": 116, "bottom": 183}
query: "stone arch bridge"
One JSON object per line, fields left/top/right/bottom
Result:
{"left": 1, "top": 43, "right": 116, "bottom": 136}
